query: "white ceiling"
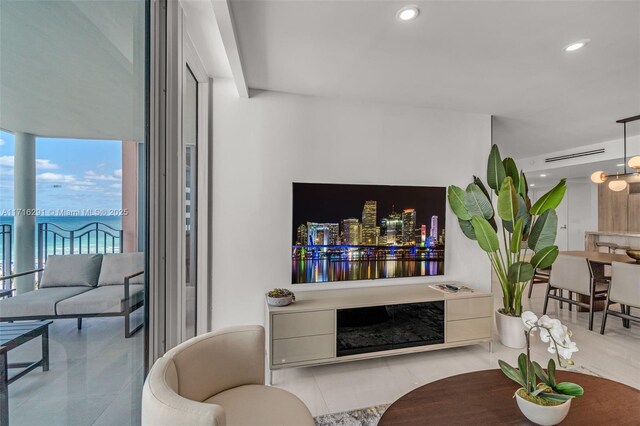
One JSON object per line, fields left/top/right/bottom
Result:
{"left": 230, "top": 0, "right": 640, "bottom": 158}
{"left": 526, "top": 158, "right": 633, "bottom": 187}
{"left": 0, "top": 1, "right": 145, "bottom": 140}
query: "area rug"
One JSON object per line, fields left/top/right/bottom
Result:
{"left": 314, "top": 404, "right": 390, "bottom": 426}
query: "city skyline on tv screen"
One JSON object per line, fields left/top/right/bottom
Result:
{"left": 291, "top": 183, "right": 446, "bottom": 284}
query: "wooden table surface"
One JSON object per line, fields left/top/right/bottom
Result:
{"left": 562, "top": 250, "right": 638, "bottom": 265}
{"left": 379, "top": 369, "right": 640, "bottom": 425}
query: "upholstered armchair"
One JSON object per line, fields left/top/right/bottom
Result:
{"left": 141, "top": 325, "right": 314, "bottom": 426}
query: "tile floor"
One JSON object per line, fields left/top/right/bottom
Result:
{"left": 7, "top": 312, "right": 144, "bottom": 426}
{"left": 273, "top": 284, "right": 640, "bottom": 417}
{"left": 5, "top": 285, "right": 639, "bottom": 425}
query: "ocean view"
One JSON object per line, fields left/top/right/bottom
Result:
{"left": 0, "top": 215, "right": 123, "bottom": 274}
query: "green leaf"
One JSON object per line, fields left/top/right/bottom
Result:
{"left": 539, "top": 393, "right": 575, "bottom": 403}
{"left": 517, "top": 354, "right": 535, "bottom": 392}
{"left": 510, "top": 218, "right": 524, "bottom": 254}
{"left": 471, "top": 216, "right": 500, "bottom": 252}
{"left": 464, "top": 184, "right": 494, "bottom": 220}
{"left": 473, "top": 176, "right": 492, "bottom": 202}
{"left": 532, "top": 361, "right": 549, "bottom": 385}
{"left": 503, "top": 219, "right": 513, "bottom": 233}
{"left": 487, "top": 144, "right": 507, "bottom": 194}
{"left": 503, "top": 158, "right": 520, "bottom": 189}
{"left": 458, "top": 218, "right": 477, "bottom": 240}
{"left": 516, "top": 195, "right": 531, "bottom": 237}
{"left": 530, "top": 245, "right": 559, "bottom": 270}
{"left": 528, "top": 209, "right": 558, "bottom": 251}
{"left": 497, "top": 177, "right": 518, "bottom": 222}
{"left": 547, "top": 359, "right": 557, "bottom": 387}
{"left": 448, "top": 185, "right": 471, "bottom": 220}
{"left": 555, "top": 382, "right": 585, "bottom": 397}
{"left": 530, "top": 179, "right": 567, "bottom": 215}
{"left": 499, "top": 360, "right": 526, "bottom": 387}
{"left": 508, "top": 262, "right": 534, "bottom": 284}
{"left": 517, "top": 171, "right": 528, "bottom": 199}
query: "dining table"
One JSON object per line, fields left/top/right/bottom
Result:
{"left": 561, "top": 250, "right": 638, "bottom": 265}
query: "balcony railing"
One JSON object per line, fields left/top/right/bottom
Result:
{"left": 0, "top": 224, "right": 11, "bottom": 277}
{"left": 37, "top": 222, "right": 124, "bottom": 270}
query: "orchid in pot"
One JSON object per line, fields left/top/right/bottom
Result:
{"left": 499, "top": 311, "right": 584, "bottom": 426}
{"left": 447, "top": 144, "right": 567, "bottom": 347}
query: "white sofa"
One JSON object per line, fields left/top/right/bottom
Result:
{"left": 141, "top": 325, "right": 314, "bottom": 426}
{"left": 0, "top": 253, "right": 144, "bottom": 337}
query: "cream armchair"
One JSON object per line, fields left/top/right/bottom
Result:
{"left": 141, "top": 325, "right": 314, "bottom": 426}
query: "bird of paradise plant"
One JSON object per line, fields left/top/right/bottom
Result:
{"left": 448, "top": 144, "right": 567, "bottom": 317}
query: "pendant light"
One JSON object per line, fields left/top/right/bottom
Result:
{"left": 592, "top": 114, "right": 640, "bottom": 189}
{"left": 608, "top": 177, "right": 628, "bottom": 192}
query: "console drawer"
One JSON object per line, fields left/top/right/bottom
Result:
{"left": 446, "top": 297, "right": 492, "bottom": 321}
{"left": 272, "top": 334, "right": 334, "bottom": 365}
{"left": 446, "top": 317, "right": 491, "bottom": 343}
{"left": 272, "top": 310, "right": 334, "bottom": 339}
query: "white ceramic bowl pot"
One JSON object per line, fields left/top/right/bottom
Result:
{"left": 515, "top": 392, "right": 571, "bottom": 426}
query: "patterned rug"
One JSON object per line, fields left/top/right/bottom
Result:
{"left": 314, "top": 404, "right": 390, "bottom": 426}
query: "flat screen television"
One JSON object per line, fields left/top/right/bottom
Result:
{"left": 292, "top": 182, "right": 446, "bottom": 284}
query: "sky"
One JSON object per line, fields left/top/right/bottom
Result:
{"left": 0, "top": 130, "right": 122, "bottom": 216}
{"left": 292, "top": 182, "right": 446, "bottom": 244}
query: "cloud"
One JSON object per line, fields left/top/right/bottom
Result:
{"left": 0, "top": 139, "right": 4, "bottom": 146}
{"left": 110, "top": 183, "right": 122, "bottom": 189}
{"left": 0, "top": 156, "right": 13, "bottom": 167}
{"left": 85, "top": 170, "right": 119, "bottom": 181}
{"left": 37, "top": 172, "right": 76, "bottom": 183}
{"left": 0, "top": 156, "right": 60, "bottom": 170}
{"left": 114, "top": 169, "right": 123, "bottom": 178}
{"left": 36, "top": 159, "right": 59, "bottom": 170}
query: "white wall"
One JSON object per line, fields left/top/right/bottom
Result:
{"left": 530, "top": 182, "right": 598, "bottom": 251}
{"left": 211, "top": 79, "right": 492, "bottom": 328}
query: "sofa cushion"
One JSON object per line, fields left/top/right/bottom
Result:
{"left": 205, "top": 384, "right": 314, "bottom": 426}
{"left": 0, "top": 287, "right": 92, "bottom": 318}
{"left": 55, "top": 285, "right": 144, "bottom": 315}
{"left": 40, "top": 254, "right": 103, "bottom": 288}
{"left": 98, "top": 253, "right": 145, "bottom": 286}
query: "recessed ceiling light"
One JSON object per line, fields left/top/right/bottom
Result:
{"left": 530, "top": 184, "right": 535, "bottom": 187}
{"left": 564, "top": 39, "right": 590, "bottom": 52}
{"left": 540, "top": 174, "right": 547, "bottom": 177}
{"left": 397, "top": 5, "right": 419, "bottom": 21}
{"left": 616, "top": 163, "right": 625, "bottom": 167}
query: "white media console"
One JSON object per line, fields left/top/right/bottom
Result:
{"left": 265, "top": 283, "right": 492, "bottom": 383}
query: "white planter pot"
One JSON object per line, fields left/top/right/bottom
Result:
{"left": 495, "top": 310, "right": 526, "bottom": 348}
{"left": 516, "top": 392, "right": 571, "bottom": 426}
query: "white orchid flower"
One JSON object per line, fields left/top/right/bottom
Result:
{"left": 539, "top": 327, "right": 551, "bottom": 343}
{"left": 557, "top": 341, "right": 579, "bottom": 360}
{"left": 521, "top": 311, "right": 538, "bottom": 329}
{"left": 538, "top": 315, "right": 553, "bottom": 328}
{"left": 549, "top": 320, "right": 566, "bottom": 341}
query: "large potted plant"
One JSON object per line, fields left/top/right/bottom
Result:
{"left": 448, "top": 144, "right": 566, "bottom": 348}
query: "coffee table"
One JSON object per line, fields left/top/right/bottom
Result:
{"left": 0, "top": 321, "right": 52, "bottom": 426}
{"left": 379, "top": 369, "right": 640, "bottom": 425}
